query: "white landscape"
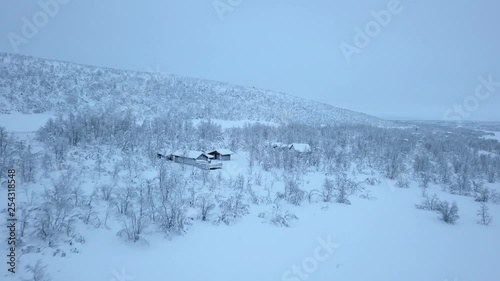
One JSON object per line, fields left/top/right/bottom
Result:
{"left": 1, "top": 1, "right": 500, "bottom": 280}
{"left": 1, "top": 60, "right": 500, "bottom": 280}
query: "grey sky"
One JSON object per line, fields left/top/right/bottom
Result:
{"left": 1, "top": 0, "right": 499, "bottom": 121}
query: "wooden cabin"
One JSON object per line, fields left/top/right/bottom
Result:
{"left": 207, "top": 149, "right": 234, "bottom": 161}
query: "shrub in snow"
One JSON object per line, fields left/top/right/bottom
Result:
{"left": 417, "top": 171, "right": 432, "bottom": 188}
{"left": 23, "top": 260, "right": 51, "bottom": 281}
{"left": 52, "top": 249, "right": 66, "bottom": 257}
{"left": 437, "top": 201, "right": 460, "bottom": 224}
{"left": 382, "top": 149, "right": 405, "bottom": 180}
{"left": 448, "top": 173, "right": 472, "bottom": 196}
{"left": 494, "top": 191, "right": 500, "bottom": 205}
{"left": 20, "top": 244, "right": 42, "bottom": 255}
{"left": 34, "top": 184, "right": 79, "bottom": 241}
{"left": 117, "top": 211, "right": 149, "bottom": 243}
{"left": 247, "top": 187, "right": 260, "bottom": 205}
{"left": 475, "top": 187, "right": 492, "bottom": 203}
{"left": 197, "top": 194, "right": 216, "bottom": 221}
{"left": 359, "top": 189, "right": 376, "bottom": 200}
{"left": 477, "top": 203, "right": 493, "bottom": 226}
{"left": 364, "top": 177, "right": 381, "bottom": 186}
{"left": 322, "top": 178, "right": 335, "bottom": 202}
{"left": 233, "top": 175, "right": 246, "bottom": 191}
{"left": 262, "top": 156, "right": 273, "bottom": 171}
{"left": 112, "top": 186, "right": 136, "bottom": 215}
{"left": 307, "top": 189, "right": 322, "bottom": 204}
{"left": 17, "top": 202, "right": 35, "bottom": 240}
{"left": 254, "top": 171, "right": 263, "bottom": 186}
{"left": 214, "top": 195, "right": 249, "bottom": 225}
{"left": 258, "top": 202, "right": 298, "bottom": 227}
{"left": 415, "top": 194, "right": 441, "bottom": 211}
{"left": 472, "top": 180, "right": 485, "bottom": 193}
{"left": 335, "top": 187, "right": 351, "bottom": 205}
{"left": 282, "top": 176, "right": 305, "bottom": 205}
{"left": 396, "top": 177, "right": 410, "bottom": 188}
{"left": 157, "top": 201, "right": 189, "bottom": 235}
{"left": 420, "top": 184, "right": 429, "bottom": 197}
{"left": 71, "top": 233, "right": 86, "bottom": 244}
{"left": 261, "top": 184, "right": 274, "bottom": 205}
{"left": 98, "top": 184, "right": 114, "bottom": 201}
{"left": 333, "top": 173, "right": 358, "bottom": 205}
{"left": 82, "top": 190, "right": 100, "bottom": 227}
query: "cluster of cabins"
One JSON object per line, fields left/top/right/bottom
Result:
{"left": 157, "top": 143, "right": 310, "bottom": 170}
{"left": 157, "top": 149, "right": 234, "bottom": 170}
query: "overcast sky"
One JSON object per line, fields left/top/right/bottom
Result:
{"left": 1, "top": 0, "right": 499, "bottom": 121}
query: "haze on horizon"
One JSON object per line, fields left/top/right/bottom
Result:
{"left": 1, "top": 0, "right": 499, "bottom": 121}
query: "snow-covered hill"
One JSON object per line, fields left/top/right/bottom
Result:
{"left": 0, "top": 53, "right": 391, "bottom": 126}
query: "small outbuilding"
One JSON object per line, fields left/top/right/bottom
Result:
{"left": 207, "top": 149, "right": 234, "bottom": 161}
{"left": 288, "top": 143, "right": 311, "bottom": 153}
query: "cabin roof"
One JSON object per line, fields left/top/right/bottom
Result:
{"left": 208, "top": 149, "right": 234, "bottom": 155}
{"left": 172, "top": 150, "right": 213, "bottom": 159}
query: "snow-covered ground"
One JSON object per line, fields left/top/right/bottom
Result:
{"left": 0, "top": 113, "right": 53, "bottom": 133}
{"left": 9, "top": 166, "right": 500, "bottom": 281}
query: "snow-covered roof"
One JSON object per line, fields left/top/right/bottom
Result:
{"left": 208, "top": 149, "right": 234, "bottom": 155}
{"left": 172, "top": 150, "right": 211, "bottom": 159}
{"left": 271, "top": 142, "right": 289, "bottom": 149}
{"left": 289, "top": 143, "right": 311, "bottom": 153}
{"left": 271, "top": 142, "right": 283, "bottom": 147}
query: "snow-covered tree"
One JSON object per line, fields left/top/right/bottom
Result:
{"left": 477, "top": 203, "right": 493, "bottom": 226}
{"left": 437, "top": 201, "right": 460, "bottom": 224}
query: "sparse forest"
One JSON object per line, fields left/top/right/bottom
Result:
{"left": 2, "top": 107, "right": 499, "bottom": 263}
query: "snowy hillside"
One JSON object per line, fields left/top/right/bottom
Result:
{"left": 0, "top": 53, "right": 391, "bottom": 127}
